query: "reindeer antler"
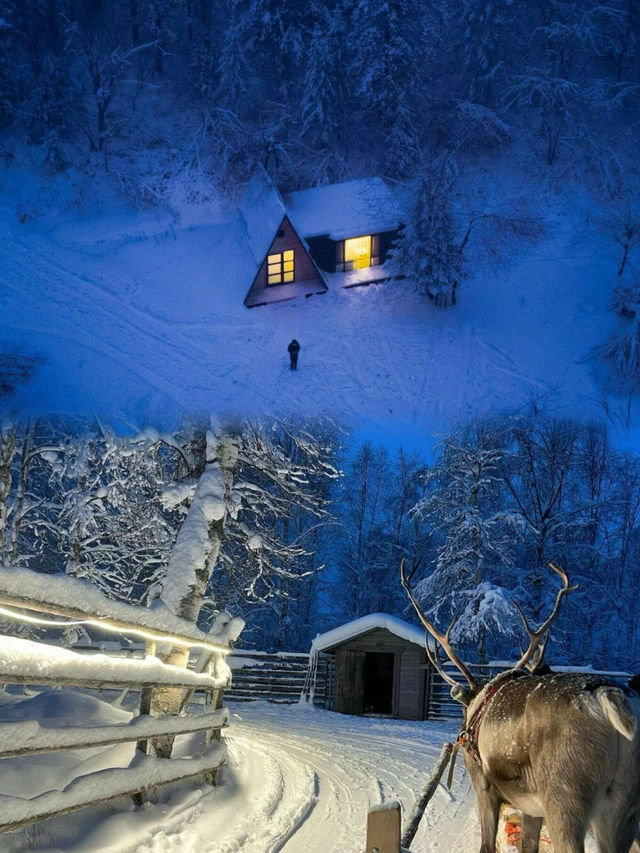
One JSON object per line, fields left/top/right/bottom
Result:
{"left": 511, "top": 562, "right": 578, "bottom": 672}
{"left": 400, "top": 558, "right": 477, "bottom": 691}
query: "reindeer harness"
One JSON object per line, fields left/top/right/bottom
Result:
{"left": 455, "top": 669, "right": 527, "bottom": 768}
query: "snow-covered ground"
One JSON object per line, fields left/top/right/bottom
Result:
{"left": 0, "top": 167, "right": 625, "bottom": 440}
{"left": 1, "top": 694, "right": 481, "bottom": 853}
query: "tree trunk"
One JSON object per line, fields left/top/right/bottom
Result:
{"left": 0, "top": 425, "right": 16, "bottom": 558}
{"left": 6, "top": 426, "right": 32, "bottom": 565}
{"left": 151, "top": 433, "right": 238, "bottom": 758}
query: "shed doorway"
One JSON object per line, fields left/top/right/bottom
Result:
{"left": 363, "top": 651, "right": 395, "bottom": 715}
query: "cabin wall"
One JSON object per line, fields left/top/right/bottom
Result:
{"left": 254, "top": 216, "right": 321, "bottom": 288}
{"left": 305, "top": 235, "right": 337, "bottom": 273}
{"left": 244, "top": 215, "right": 326, "bottom": 307}
{"left": 327, "top": 629, "right": 427, "bottom": 720}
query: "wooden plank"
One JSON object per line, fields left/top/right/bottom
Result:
{"left": 0, "top": 587, "right": 226, "bottom": 651}
{"left": 401, "top": 743, "right": 453, "bottom": 849}
{"left": 0, "top": 742, "right": 227, "bottom": 833}
{"left": 0, "top": 671, "right": 221, "bottom": 691}
{"left": 0, "top": 709, "right": 229, "bottom": 758}
{"left": 366, "top": 801, "right": 401, "bottom": 853}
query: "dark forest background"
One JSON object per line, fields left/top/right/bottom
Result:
{"left": 0, "top": 0, "right": 637, "bottom": 196}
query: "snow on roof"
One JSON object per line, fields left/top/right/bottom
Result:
{"left": 310, "top": 613, "right": 427, "bottom": 654}
{"left": 238, "top": 164, "right": 287, "bottom": 265}
{"left": 0, "top": 566, "right": 243, "bottom": 647}
{"left": 284, "top": 178, "right": 403, "bottom": 241}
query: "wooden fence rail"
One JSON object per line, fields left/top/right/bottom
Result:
{"left": 0, "top": 567, "right": 235, "bottom": 836}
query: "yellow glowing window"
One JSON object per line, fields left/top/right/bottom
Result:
{"left": 267, "top": 250, "right": 295, "bottom": 285}
{"left": 344, "top": 235, "right": 372, "bottom": 269}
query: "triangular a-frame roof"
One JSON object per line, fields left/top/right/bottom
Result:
{"left": 238, "top": 164, "right": 288, "bottom": 268}
{"left": 239, "top": 166, "right": 328, "bottom": 307}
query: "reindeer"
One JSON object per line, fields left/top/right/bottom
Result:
{"left": 400, "top": 560, "right": 640, "bottom": 853}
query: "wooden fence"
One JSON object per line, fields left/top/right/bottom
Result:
{"left": 227, "top": 649, "right": 332, "bottom": 706}
{"left": 0, "top": 568, "right": 233, "bottom": 835}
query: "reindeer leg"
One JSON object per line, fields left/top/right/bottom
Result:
{"left": 521, "top": 814, "right": 542, "bottom": 853}
{"left": 543, "top": 804, "right": 587, "bottom": 853}
{"left": 475, "top": 788, "right": 501, "bottom": 853}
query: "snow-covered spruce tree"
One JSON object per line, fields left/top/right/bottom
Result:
{"left": 246, "top": 0, "right": 309, "bottom": 93}
{"left": 300, "top": 2, "right": 349, "bottom": 167}
{"left": 411, "top": 423, "right": 520, "bottom": 660}
{"left": 347, "top": 0, "right": 422, "bottom": 175}
{"left": 392, "top": 157, "right": 465, "bottom": 307}
{"left": 215, "top": 0, "right": 253, "bottom": 108}
{"left": 457, "top": 0, "right": 516, "bottom": 105}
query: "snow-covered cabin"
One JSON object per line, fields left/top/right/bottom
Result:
{"left": 239, "top": 167, "right": 403, "bottom": 307}
{"left": 307, "top": 613, "right": 435, "bottom": 720}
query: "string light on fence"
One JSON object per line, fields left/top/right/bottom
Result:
{"left": 0, "top": 604, "right": 230, "bottom": 656}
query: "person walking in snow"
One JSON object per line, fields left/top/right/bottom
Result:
{"left": 288, "top": 339, "right": 300, "bottom": 370}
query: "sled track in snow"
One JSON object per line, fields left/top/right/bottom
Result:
{"left": 119, "top": 703, "right": 478, "bottom": 853}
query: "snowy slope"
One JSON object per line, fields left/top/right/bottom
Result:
{"left": 0, "top": 168, "right": 622, "bottom": 437}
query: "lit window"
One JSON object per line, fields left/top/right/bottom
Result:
{"left": 267, "top": 250, "right": 295, "bottom": 285}
{"left": 344, "top": 235, "right": 372, "bottom": 269}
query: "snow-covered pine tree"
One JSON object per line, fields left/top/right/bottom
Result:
{"left": 246, "top": 0, "right": 309, "bottom": 93}
{"left": 215, "top": 0, "right": 253, "bottom": 108}
{"left": 347, "top": 0, "right": 422, "bottom": 175}
{"left": 411, "top": 423, "right": 519, "bottom": 659}
{"left": 392, "top": 157, "right": 465, "bottom": 307}
{"left": 300, "top": 3, "right": 348, "bottom": 155}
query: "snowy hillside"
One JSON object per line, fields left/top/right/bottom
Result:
{"left": 0, "top": 168, "right": 625, "bottom": 439}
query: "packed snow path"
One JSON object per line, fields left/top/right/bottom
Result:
{"left": 4, "top": 701, "right": 479, "bottom": 853}
{"left": 111, "top": 702, "right": 476, "bottom": 853}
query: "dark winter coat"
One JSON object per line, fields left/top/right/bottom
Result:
{"left": 288, "top": 340, "right": 300, "bottom": 355}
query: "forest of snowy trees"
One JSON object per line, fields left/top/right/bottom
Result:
{"left": 2, "top": 410, "right": 640, "bottom": 672}
{"left": 0, "top": 0, "right": 637, "bottom": 193}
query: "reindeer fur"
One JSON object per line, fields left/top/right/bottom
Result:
{"left": 462, "top": 673, "right": 640, "bottom": 853}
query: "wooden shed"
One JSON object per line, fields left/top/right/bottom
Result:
{"left": 305, "top": 613, "right": 434, "bottom": 721}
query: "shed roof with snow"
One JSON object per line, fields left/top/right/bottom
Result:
{"left": 283, "top": 178, "right": 403, "bottom": 241}
{"left": 311, "top": 612, "right": 426, "bottom": 654}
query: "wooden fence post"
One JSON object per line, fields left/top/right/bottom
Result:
{"left": 366, "top": 801, "right": 401, "bottom": 853}
{"left": 133, "top": 640, "right": 157, "bottom": 807}
{"left": 136, "top": 640, "right": 156, "bottom": 757}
